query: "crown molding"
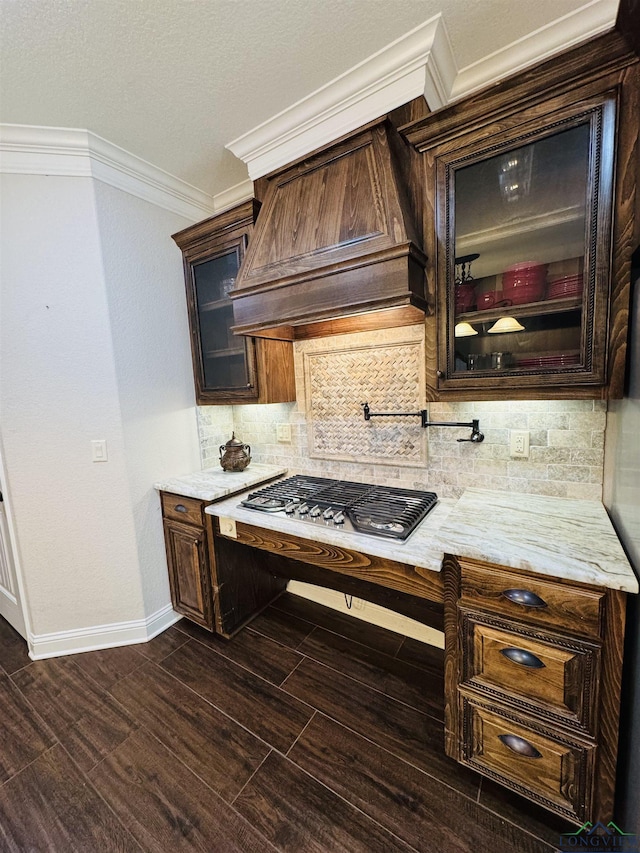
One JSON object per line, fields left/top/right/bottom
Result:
{"left": 226, "top": 1, "right": 618, "bottom": 182}
{"left": 226, "top": 14, "right": 456, "bottom": 180}
{"left": 449, "top": 0, "right": 618, "bottom": 101}
{"left": 212, "top": 178, "right": 254, "bottom": 213}
{"left": 0, "top": 124, "right": 214, "bottom": 221}
{"left": 28, "top": 603, "right": 181, "bottom": 660}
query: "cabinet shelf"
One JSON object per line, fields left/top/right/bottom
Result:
{"left": 200, "top": 297, "right": 232, "bottom": 312}
{"left": 204, "top": 346, "right": 245, "bottom": 359}
{"left": 457, "top": 296, "right": 582, "bottom": 325}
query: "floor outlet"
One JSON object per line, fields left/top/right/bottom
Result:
{"left": 509, "top": 430, "right": 530, "bottom": 458}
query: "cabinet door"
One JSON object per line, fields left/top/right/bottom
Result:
{"left": 434, "top": 89, "right": 617, "bottom": 392}
{"left": 164, "top": 519, "right": 213, "bottom": 630}
{"left": 186, "top": 238, "right": 259, "bottom": 404}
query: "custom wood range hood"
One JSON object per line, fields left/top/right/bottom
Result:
{"left": 229, "top": 118, "right": 428, "bottom": 341}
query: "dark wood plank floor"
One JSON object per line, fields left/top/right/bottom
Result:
{"left": 0, "top": 595, "right": 572, "bottom": 852}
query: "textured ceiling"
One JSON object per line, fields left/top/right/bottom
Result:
{"left": 0, "top": 0, "right": 617, "bottom": 198}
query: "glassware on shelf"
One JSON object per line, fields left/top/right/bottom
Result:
{"left": 454, "top": 252, "right": 480, "bottom": 313}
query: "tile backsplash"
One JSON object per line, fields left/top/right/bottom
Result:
{"left": 301, "top": 326, "right": 426, "bottom": 467}
{"left": 198, "top": 327, "right": 606, "bottom": 501}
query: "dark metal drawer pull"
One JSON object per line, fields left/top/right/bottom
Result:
{"left": 502, "top": 588, "right": 547, "bottom": 608}
{"left": 498, "top": 734, "right": 542, "bottom": 758}
{"left": 500, "top": 648, "right": 546, "bottom": 669}
{"left": 174, "top": 504, "right": 188, "bottom": 513}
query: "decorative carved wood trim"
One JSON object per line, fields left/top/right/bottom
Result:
{"left": 216, "top": 520, "right": 445, "bottom": 604}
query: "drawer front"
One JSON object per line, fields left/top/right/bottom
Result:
{"left": 460, "top": 560, "right": 605, "bottom": 641}
{"left": 161, "top": 493, "right": 204, "bottom": 526}
{"left": 461, "top": 697, "right": 594, "bottom": 821}
{"left": 462, "top": 613, "right": 600, "bottom": 731}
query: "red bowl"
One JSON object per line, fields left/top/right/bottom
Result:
{"left": 502, "top": 283, "right": 545, "bottom": 303}
{"left": 548, "top": 274, "right": 583, "bottom": 285}
{"left": 503, "top": 270, "right": 546, "bottom": 283}
{"left": 505, "top": 261, "right": 547, "bottom": 274}
{"left": 503, "top": 262, "right": 547, "bottom": 291}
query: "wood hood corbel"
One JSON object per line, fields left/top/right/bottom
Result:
{"left": 229, "top": 118, "right": 428, "bottom": 340}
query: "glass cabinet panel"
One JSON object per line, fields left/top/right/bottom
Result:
{"left": 438, "top": 92, "right": 616, "bottom": 389}
{"left": 192, "top": 249, "right": 252, "bottom": 392}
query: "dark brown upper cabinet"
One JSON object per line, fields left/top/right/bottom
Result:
{"left": 230, "top": 119, "right": 427, "bottom": 341}
{"left": 403, "top": 35, "right": 640, "bottom": 400}
{"left": 437, "top": 92, "right": 615, "bottom": 393}
{"left": 172, "top": 200, "right": 295, "bottom": 405}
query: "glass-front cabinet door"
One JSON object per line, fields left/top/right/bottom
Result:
{"left": 190, "top": 245, "right": 255, "bottom": 396}
{"left": 173, "top": 200, "right": 261, "bottom": 405}
{"left": 436, "top": 91, "right": 617, "bottom": 391}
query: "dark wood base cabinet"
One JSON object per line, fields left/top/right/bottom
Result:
{"left": 161, "top": 493, "right": 214, "bottom": 630}
{"left": 160, "top": 493, "right": 287, "bottom": 638}
{"left": 161, "top": 508, "right": 629, "bottom": 825}
{"left": 443, "top": 555, "right": 626, "bottom": 824}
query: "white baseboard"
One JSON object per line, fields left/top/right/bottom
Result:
{"left": 28, "top": 603, "right": 182, "bottom": 660}
{"left": 287, "top": 581, "right": 444, "bottom": 649}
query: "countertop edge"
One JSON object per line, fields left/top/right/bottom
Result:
{"left": 153, "top": 464, "right": 288, "bottom": 502}
{"left": 204, "top": 484, "right": 638, "bottom": 594}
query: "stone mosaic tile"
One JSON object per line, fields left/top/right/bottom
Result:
{"left": 300, "top": 327, "right": 427, "bottom": 467}
{"left": 194, "top": 328, "right": 606, "bottom": 501}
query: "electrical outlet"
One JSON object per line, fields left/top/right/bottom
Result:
{"left": 510, "top": 430, "right": 530, "bottom": 458}
{"left": 218, "top": 517, "right": 237, "bottom": 538}
{"left": 276, "top": 423, "right": 291, "bottom": 442}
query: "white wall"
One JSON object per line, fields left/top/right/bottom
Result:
{"left": 0, "top": 172, "right": 144, "bottom": 637}
{"left": 0, "top": 164, "right": 201, "bottom": 653}
{"left": 92, "top": 181, "right": 200, "bottom": 618}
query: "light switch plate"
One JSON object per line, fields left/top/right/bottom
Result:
{"left": 91, "top": 439, "right": 108, "bottom": 462}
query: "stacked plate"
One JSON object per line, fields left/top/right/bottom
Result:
{"left": 515, "top": 352, "right": 581, "bottom": 368}
{"left": 546, "top": 273, "right": 583, "bottom": 300}
{"left": 502, "top": 262, "right": 547, "bottom": 305}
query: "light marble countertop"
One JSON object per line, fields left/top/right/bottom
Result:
{"left": 434, "top": 488, "right": 638, "bottom": 593}
{"left": 205, "top": 492, "right": 457, "bottom": 574}
{"left": 154, "top": 463, "right": 287, "bottom": 502}
{"left": 204, "top": 481, "right": 638, "bottom": 593}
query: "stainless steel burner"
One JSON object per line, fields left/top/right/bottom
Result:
{"left": 240, "top": 475, "right": 438, "bottom": 541}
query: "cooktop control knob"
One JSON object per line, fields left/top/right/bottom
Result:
{"left": 298, "top": 502, "right": 309, "bottom": 516}
{"left": 309, "top": 504, "right": 322, "bottom": 518}
{"left": 333, "top": 511, "right": 345, "bottom": 524}
{"left": 284, "top": 501, "right": 298, "bottom": 515}
{"left": 322, "top": 507, "right": 334, "bottom": 520}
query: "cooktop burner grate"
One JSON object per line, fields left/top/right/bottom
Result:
{"left": 347, "top": 487, "right": 438, "bottom": 540}
{"left": 240, "top": 475, "right": 438, "bottom": 540}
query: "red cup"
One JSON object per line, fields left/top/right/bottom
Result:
{"left": 455, "top": 282, "right": 476, "bottom": 312}
{"left": 477, "top": 291, "right": 500, "bottom": 309}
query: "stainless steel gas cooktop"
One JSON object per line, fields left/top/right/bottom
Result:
{"left": 239, "top": 475, "right": 438, "bottom": 541}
